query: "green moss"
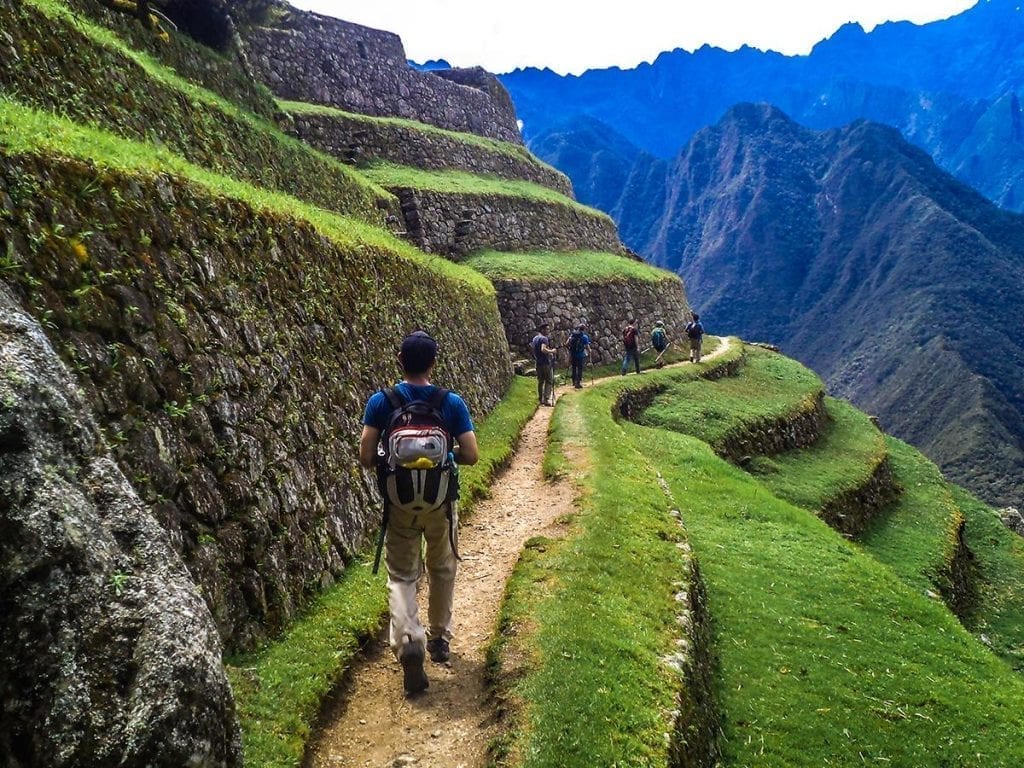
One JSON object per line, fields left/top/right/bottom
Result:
{"left": 464, "top": 250, "right": 679, "bottom": 284}
{"left": 361, "top": 163, "right": 612, "bottom": 220}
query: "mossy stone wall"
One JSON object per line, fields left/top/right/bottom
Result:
{"left": 397, "top": 188, "right": 623, "bottom": 258}
{"left": 493, "top": 276, "right": 691, "bottom": 364}
{"left": 0, "top": 0, "right": 394, "bottom": 226}
{"left": 0, "top": 151, "right": 512, "bottom": 650}
{"left": 241, "top": 11, "right": 523, "bottom": 143}
{"left": 287, "top": 110, "right": 572, "bottom": 195}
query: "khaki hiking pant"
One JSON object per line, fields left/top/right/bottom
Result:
{"left": 689, "top": 338, "right": 702, "bottom": 363}
{"left": 386, "top": 503, "right": 458, "bottom": 655}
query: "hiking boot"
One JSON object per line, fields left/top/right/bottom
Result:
{"left": 399, "top": 643, "right": 429, "bottom": 694}
{"left": 427, "top": 636, "right": 450, "bottom": 663}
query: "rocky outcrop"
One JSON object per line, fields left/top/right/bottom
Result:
{"left": 0, "top": 284, "right": 240, "bottom": 767}
{"left": 240, "top": 10, "right": 522, "bottom": 143}
{"left": 1000, "top": 506, "right": 1024, "bottom": 537}
{"left": 0, "top": 151, "right": 511, "bottom": 650}
{"left": 286, "top": 109, "right": 572, "bottom": 194}
{"left": 394, "top": 188, "right": 622, "bottom": 258}
{"left": 493, "top": 276, "right": 690, "bottom": 365}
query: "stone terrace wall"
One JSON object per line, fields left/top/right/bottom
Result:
{"left": 241, "top": 11, "right": 523, "bottom": 143}
{"left": 287, "top": 110, "right": 572, "bottom": 195}
{"left": 0, "top": 151, "right": 512, "bottom": 651}
{"left": 397, "top": 189, "right": 623, "bottom": 258}
{"left": 494, "top": 276, "right": 691, "bottom": 365}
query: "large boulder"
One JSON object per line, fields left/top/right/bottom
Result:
{"left": 0, "top": 285, "right": 240, "bottom": 767}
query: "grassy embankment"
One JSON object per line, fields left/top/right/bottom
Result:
{"left": 4, "top": 0, "right": 393, "bottom": 223}
{"left": 279, "top": 99, "right": 566, "bottom": 177}
{"left": 226, "top": 376, "right": 538, "bottom": 768}
{"left": 493, "top": 342, "right": 1024, "bottom": 766}
{"left": 361, "top": 162, "right": 614, "bottom": 221}
{"left": 464, "top": 249, "right": 676, "bottom": 284}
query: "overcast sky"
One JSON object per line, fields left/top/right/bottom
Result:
{"left": 290, "top": 0, "right": 977, "bottom": 75}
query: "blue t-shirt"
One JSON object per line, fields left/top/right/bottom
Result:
{"left": 531, "top": 334, "right": 552, "bottom": 365}
{"left": 362, "top": 382, "right": 475, "bottom": 437}
{"left": 569, "top": 332, "right": 591, "bottom": 360}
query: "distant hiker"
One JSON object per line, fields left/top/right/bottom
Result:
{"left": 686, "top": 313, "right": 705, "bottom": 363}
{"left": 531, "top": 322, "right": 558, "bottom": 405}
{"left": 651, "top": 320, "right": 670, "bottom": 368}
{"left": 621, "top": 319, "right": 641, "bottom": 375}
{"left": 359, "top": 330, "right": 479, "bottom": 695}
{"left": 564, "top": 322, "right": 591, "bottom": 389}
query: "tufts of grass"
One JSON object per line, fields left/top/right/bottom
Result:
{"left": 464, "top": 249, "right": 680, "bottom": 284}
{"left": 748, "top": 397, "right": 888, "bottom": 512}
{"left": 0, "top": 98, "right": 492, "bottom": 295}
{"left": 361, "top": 162, "right": 612, "bottom": 220}
{"left": 637, "top": 345, "right": 823, "bottom": 450}
{"left": 226, "top": 374, "right": 539, "bottom": 768}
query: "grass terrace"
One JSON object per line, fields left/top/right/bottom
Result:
{"left": 637, "top": 345, "right": 824, "bottom": 452}
{"left": 279, "top": 99, "right": 561, "bottom": 171}
{"left": 227, "top": 376, "right": 538, "bottom": 768}
{"left": 2, "top": 0, "right": 393, "bottom": 223}
{"left": 747, "top": 397, "right": 888, "bottom": 512}
{"left": 361, "top": 162, "right": 612, "bottom": 220}
{"left": 464, "top": 249, "right": 679, "bottom": 284}
{"left": 0, "top": 99, "right": 485, "bottom": 291}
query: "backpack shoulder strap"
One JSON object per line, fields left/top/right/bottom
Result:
{"left": 382, "top": 386, "right": 404, "bottom": 411}
{"left": 428, "top": 387, "right": 450, "bottom": 411}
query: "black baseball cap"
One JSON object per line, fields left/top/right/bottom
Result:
{"left": 400, "top": 330, "right": 437, "bottom": 375}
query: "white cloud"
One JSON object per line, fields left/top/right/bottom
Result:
{"left": 290, "top": 0, "right": 977, "bottom": 75}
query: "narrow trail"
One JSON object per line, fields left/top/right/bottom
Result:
{"left": 309, "top": 338, "right": 729, "bottom": 768}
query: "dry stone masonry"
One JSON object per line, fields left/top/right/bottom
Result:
{"left": 493, "top": 276, "right": 691, "bottom": 364}
{"left": 286, "top": 109, "right": 572, "bottom": 195}
{"left": 396, "top": 189, "right": 624, "bottom": 259}
{"left": 241, "top": 11, "right": 522, "bottom": 143}
{"left": 0, "top": 152, "right": 511, "bottom": 651}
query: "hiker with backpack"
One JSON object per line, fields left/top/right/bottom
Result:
{"left": 621, "top": 319, "right": 641, "bottom": 375}
{"left": 686, "top": 312, "right": 705, "bottom": 363}
{"left": 359, "top": 330, "right": 479, "bottom": 695}
{"left": 651, "top": 320, "right": 670, "bottom": 368}
{"left": 531, "top": 322, "right": 558, "bottom": 405}
{"left": 564, "top": 322, "right": 591, "bottom": 389}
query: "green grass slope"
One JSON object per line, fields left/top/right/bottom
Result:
{"left": 638, "top": 345, "right": 824, "bottom": 452}
{"left": 1, "top": 0, "right": 392, "bottom": 224}
{"left": 464, "top": 249, "right": 678, "bottom": 283}
{"left": 361, "top": 162, "right": 612, "bottom": 220}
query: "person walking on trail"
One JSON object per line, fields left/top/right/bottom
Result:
{"left": 621, "top": 319, "right": 641, "bottom": 375}
{"left": 686, "top": 312, "right": 706, "bottom": 363}
{"left": 565, "top": 322, "right": 591, "bottom": 389}
{"left": 651, "top": 320, "right": 670, "bottom": 368}
{"left": 359, "top": 330, "right": 479, "bottom": 695}
{"left": 531, "top": 322, "right": 557, "bottom": 405}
